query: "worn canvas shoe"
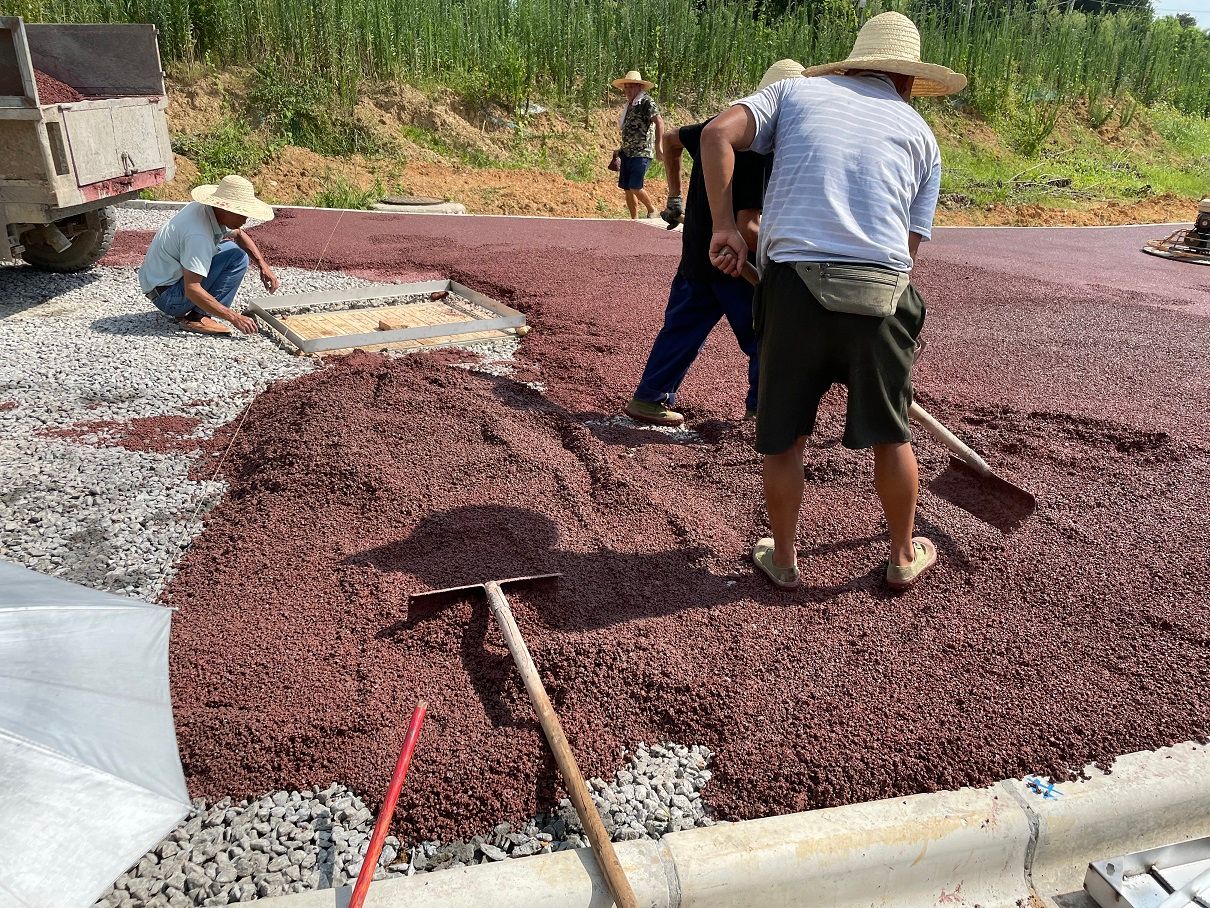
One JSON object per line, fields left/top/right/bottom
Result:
{"left": 752, "top": 537, "right": 801, "bottom": 590}
{"left": 625, "top": 398, "right": 685, "bottom": 427}
{"left": 886, "top": 537, "right": 938, "bottom": 591}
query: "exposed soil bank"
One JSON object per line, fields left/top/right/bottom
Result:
{"left": 161, "top": 212, "right": 1210, "bottom": 841}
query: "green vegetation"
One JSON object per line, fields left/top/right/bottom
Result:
{"left": 306, "top": 175, "right": 383, "bottom": 209}
{"left": 172, "top": 119, "right": 279, "bottom": 184}
{"left": 9, "top": 0, "right": 1208, "bottom": 122}
{"left": 930, "top": 102, "right": 1209, "bottom": 209}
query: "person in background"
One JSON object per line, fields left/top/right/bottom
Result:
{"left": 625, "top": 60, "right": 804, "bottom": 428}
{"left": 701, "top": 13, "right": 966, "bottom": 592}
{"left": 612, "top": 70, "right": 664, "bottom": 219}
{"left": 138, "top": 174, "right": 278, "bottom": 336}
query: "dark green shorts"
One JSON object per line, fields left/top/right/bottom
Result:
{"left": 754, "top": 260, "right": 926, "bottom": 454}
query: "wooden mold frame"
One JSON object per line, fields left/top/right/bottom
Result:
{"left": 247, "top": 279, "right": 526, "bottom": 355}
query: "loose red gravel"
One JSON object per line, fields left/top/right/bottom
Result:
{"left": 42, "top": 415, "right": 201, "bottom": 454}
{"left": 0, "top": 401, "right": 16, "bottom": 411}
{"left": 152, "top": 212, "right": 1210, "bottom": 840}
{"left": 35, "top": 70, "right": 82, "bottom": 104}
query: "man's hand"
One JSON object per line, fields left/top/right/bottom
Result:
{"left": 227, "top": 310, "right": 259, "bottom": 335}
{"left": 660, "top": 196, "right": 685, "bottom": 229}
{"left": 260, "top": 265, "right": 280, "bottom": 294}
{"left": 709, "top": 229, "right": 747, "bottom": 277}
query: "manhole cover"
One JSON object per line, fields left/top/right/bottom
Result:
{"left": 381, "top": 195, "right": 446, "bottom": 206}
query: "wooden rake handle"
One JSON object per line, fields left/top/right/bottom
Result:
{"left": 484, "top": 582, "right": 638, "bottom": 908}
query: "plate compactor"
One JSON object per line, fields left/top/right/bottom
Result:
{"left": 1142, "top": 198, "right": 1210, "bottom": 266}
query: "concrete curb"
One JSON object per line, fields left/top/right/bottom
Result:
{"left": 1004, "top": 741, "right": 1210, "bottom": 903}
{"left": 118, "top": 200, "right": 1187, "bottom": 230}
{"left": 256, "top": 784, "right": 1033, "bottom": 907}
{"left": 248, "top": 742, "right": 1210, "bottom": 907}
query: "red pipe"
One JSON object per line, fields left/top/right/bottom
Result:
{"left": 348, "top": 700, "right": 428, "bottom": 908}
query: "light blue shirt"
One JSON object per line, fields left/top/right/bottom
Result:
{"left": 737, "top": 74, "right": 942, "bottom": 273}
{"left": 138, "top": 202, "right": 229, "bottom": 293}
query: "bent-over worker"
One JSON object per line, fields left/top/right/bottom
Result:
{"left": 625, "top": 60, "right": 804, "bottom": 427}
{"left": 701, "top": 13, "right": 967, "bottom": 592}
{"left": 138, "top": 175, "right": 278, "bottom": 336}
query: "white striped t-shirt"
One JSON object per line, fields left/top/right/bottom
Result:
{"left": 738, "top": 73, "right": 941, "bottom": 273}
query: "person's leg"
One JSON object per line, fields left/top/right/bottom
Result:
{"left": 873, "top": 442, "right": 919, "bottom": 566}
{"left": 202, "top": 240, "right": 250, "bottom": 307}
{"left": 149, "top": 278, "right": 200, "bottom": 319}
{"left": 717, "top": 278, "right": 760, "bottom": 413}
{"left": 635, "top": 187, "right": 655, "bottom": 217}
{"left": 634, "top": 275, "right": 723, "bottom": 406}
{"left": 763, "top": 435, "right": 808, "bottom": 571}
{"left": 623, "top": 189, "right": 638, "bottom": 219}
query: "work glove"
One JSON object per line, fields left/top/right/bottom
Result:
{"left": 660, "top": 196, "right": 685, "bottom": 230}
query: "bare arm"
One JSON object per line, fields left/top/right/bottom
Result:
{"left": 182, "top": 270, "right": 258, "bottom": 334}
{"left": 701, "top": 105, "right": 757, "bottom": 277}
{"left": 909, "top": 231, "right": 923, "bottom": 263}
{"left": 662, "top": 128, "right": 685, "bottom": 198}
{"left": 737, "top": 208, "right": 761, "bottom": 253}
{"left": 231, "top": 228, "right": 279, "bottom": 293}
{"left": 653, "top": 115, "right": 664, "bottom": 162}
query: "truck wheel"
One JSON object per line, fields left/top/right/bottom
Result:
{"left": 21, "top": 207, "right": 116, "bottom": 273}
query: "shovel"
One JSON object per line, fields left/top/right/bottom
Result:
{"left": 738, "top": 260, "right": 1035, "bottom": 532}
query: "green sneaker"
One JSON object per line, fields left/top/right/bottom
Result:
{"left": 625, "top": 398, "right": 685, "bottom": 427}
{"left": 752, "top": 537, "right": 801, "bottom": 590}
{"left": 886, "top": 537, "right": 937, "bottom": 591}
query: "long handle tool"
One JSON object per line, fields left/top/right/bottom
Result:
{"left": 409, "top": 575, "right": 638, "bottom": 908}
{"left": 739, "top": 260, "right": 1035, "bottom": 532}
{"left": 349, "top": 700, "right": 428, "bottom": 908}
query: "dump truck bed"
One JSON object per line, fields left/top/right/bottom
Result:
{"left": 0, "top": 17, "right": 173, "bottom": 224}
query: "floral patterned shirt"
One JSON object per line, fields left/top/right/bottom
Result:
{"left": 620, "top": 94, "right": 660, "bottom": 158}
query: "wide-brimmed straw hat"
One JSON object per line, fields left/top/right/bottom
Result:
{"left": 756, "top": 59, "right": 805, "bottom": 92}
{"left": 802, "top": 12, "right": 967, "bottom": 97}
{"left": 612, "top": 70, "right": 655, "bottom": 91}
{"left": 191, "top": 175, "right": 275, "bottom": 222}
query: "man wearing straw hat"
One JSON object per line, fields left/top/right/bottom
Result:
{"left": 625, "top": 59, "right": 803, "bottom": 428}
{"left": 138, "top": 175, "right": 278, "bottom": 336}
{"left": 611, "top": 70, "right": 664, "bottom": 219}
{"left": 700, "top": 12, "right": 966, "bottom": 592}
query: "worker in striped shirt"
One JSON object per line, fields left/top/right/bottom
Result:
{"left": 700, "top": 13, "right": 967, "bottom": 593}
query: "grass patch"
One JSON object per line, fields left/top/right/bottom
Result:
{"left": 306, "top": 175, "right": 383, "bottom": 210}
{"left": 248, "top": 65, "right": 382, "bottom": 157}
{"left": 401, "top": 125, "right": 495, "bottom": 167}
{"left": 173, "top": 120, "right": 279, "bottom": 184}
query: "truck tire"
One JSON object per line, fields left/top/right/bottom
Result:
{"left": 21, "top": 207, "right": 116, "bottom": 273}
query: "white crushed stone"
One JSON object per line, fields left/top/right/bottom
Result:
{"left": 99, "top": 744, "right": 715, "bottom": 905}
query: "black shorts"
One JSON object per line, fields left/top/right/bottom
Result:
{"left": 753, "top": 260, "right": 926, "bottom": 454}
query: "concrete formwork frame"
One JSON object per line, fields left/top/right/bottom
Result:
{"left": 247, "top": 280, "right": 526, "bottom": 354}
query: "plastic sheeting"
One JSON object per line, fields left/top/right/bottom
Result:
{"left": 0, "top": 561, "right": 190, "bottom": 908}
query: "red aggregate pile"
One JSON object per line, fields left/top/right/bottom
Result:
{"left": 42, "top": 415, "right": 201, "bottom": 454}
{"left": 34, "top": 70, "right": 82, "bottom": 104}
{"left": 164, "top": 211, "right": 1210, "bottom": 840}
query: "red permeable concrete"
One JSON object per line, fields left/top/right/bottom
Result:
{"left": 149, "top": 212, "right": 1210, "bottom": 840}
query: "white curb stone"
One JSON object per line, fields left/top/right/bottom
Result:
{"left": 1002, "top": 741, "right": 1210, "bottom": 904}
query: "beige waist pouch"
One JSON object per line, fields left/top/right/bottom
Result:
{"left": 792, "top": 262, "right": 911, "bottom": 318}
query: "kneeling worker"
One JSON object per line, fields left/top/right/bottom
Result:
{"left": 138, "top": 175, "right": 278, "bottom": 336}
{"left": 625, "top": 60, "right": 803, "bottom": 427}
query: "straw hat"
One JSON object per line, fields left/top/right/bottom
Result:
{"left": 191, "top": 175, "right": 275, "bottom": 222}
{"left": 611, "top": 70, "right": 655, "bottom": 91}
{"left": 802, "top": 12, "right": 967, "bottom": 97}
{"left": 756, "top": 59, "right": 805, "bottom": 92}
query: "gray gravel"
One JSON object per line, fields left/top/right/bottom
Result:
{"left": 99, "top": 743, "right": 714, "bottom": 905}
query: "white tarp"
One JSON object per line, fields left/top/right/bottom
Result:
{"left": 0, "top": 560, "right": 190, "bottom": 908}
